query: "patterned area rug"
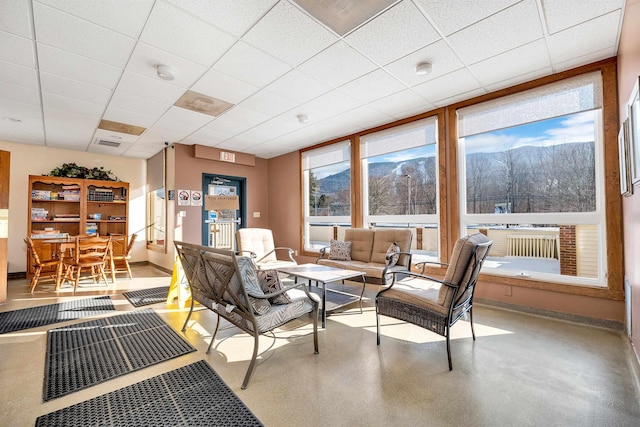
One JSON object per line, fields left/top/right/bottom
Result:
{"left": 43, "top": 309, "right": 196, "bottom": 401}
{"left": 123, "top": 286, "right": 170, "bottom": 307}
{"left": 36, "top": 360, "right": 264, "bottom": 427}
{"left": 0, "top": 296, "right": 115, "bottom": 334}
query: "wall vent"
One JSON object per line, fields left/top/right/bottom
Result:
{"left": 97, "top": 139, "right": 121, "bottom": 148}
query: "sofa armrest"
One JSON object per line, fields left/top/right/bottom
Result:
{"left": 316, "top": 246, "right": 330, "bottom": 263}
{"left": 382, "top": 251, "right": 413, "bottom": 285}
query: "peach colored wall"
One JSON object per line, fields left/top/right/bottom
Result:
{"left": 267, "top": 151, "right": 303, "bottom": 255}
{"left": 617, "top": 0, "right": 640, "bottom": 355}
{"left": 172, "top": 143, "right": 269, "bottom": 246}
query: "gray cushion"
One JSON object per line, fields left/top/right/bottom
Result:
{"left": 236, "top": 256, "right": 271, "bottom": 315}
{"left": 386, "top": 242, "right": 400, "bottom": 267}
{"left": 257, "top": 269, "right": 292, "bottom": 305}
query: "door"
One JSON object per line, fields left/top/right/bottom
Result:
{"left": 201, "top": 174, "right": 246, "bottom": 249}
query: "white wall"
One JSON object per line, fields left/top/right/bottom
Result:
{"left": 0, "top": 140, "right": 147, "bottom": 273}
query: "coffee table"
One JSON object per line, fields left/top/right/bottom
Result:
{"left": 276, "top": 264, "right": 365, "bottom": 328}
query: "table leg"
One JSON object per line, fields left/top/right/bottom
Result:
{"left": 358, "top": 274, "right": 366, "bottom": 314}
{"left": 321, "top": 280, "right": 327, "bottom": 329}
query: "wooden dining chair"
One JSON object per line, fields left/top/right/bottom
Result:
{"left": 106, "top": 233, "right": 137, "bottom": 281}
{"left": 24, "top": 237, "right": 59, "bottom": 294}
{"left": 65, "top": 235, "right": 112, "bottom": 294}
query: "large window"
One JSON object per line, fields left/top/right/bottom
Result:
{"left": 361, "top": 117, "right": 439, "bottom": 261}
{"left": 457, "top": 72, "right": 606, "bottom": 286}
{"left": 302, "top": 141, "right": 351, "bottom": 251}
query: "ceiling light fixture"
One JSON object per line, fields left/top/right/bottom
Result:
{"left": 156, "top": 64, "right": 176, "bottom": 81}
{"left": 297, "top": 114, "right": 309, "bottom": 124}
{"left": 415, "top": 62, "right": 433, "bottom": 76}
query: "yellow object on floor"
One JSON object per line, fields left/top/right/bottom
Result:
{"left": 166, "top": 256, "right": 193, "bottom": 308}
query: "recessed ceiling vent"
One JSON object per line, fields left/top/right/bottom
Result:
{"left": 96, "top": 139, "right": 121, "bottom": 148}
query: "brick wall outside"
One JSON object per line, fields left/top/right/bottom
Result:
{"left": 559, "top": 225, "right": 577, "bottom": 276}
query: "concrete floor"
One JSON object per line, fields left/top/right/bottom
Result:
{"left": 1, "top": 263, "right": 639, "bottom": 426}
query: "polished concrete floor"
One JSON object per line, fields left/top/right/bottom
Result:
{"left": 1, "top": 263, "right": 639, "bottom": 426}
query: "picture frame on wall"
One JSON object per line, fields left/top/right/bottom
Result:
{"left": 629, "top": 76, "right": 640, "bottom": 185}
{"left": 619, "top": 119, "right": 632, "bottom": 196}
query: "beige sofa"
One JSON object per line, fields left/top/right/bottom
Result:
{"left": 316, "top": 228, "right": 413, "bottom": 285}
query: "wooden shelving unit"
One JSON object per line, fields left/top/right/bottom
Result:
{"left": 27, "top": 175, "right": 129, "bottom": 277}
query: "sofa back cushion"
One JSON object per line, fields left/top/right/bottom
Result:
{"left": 344, "top": 228, "right": 375, "bottom": 262}
{"left": 370, "top": 228, "right": 412, "bottom": 266}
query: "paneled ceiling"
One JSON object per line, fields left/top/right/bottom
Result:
{"left": 0, "top": 0, "right": 626, "bottom": 159}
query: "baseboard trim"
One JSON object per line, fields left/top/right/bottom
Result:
{"left": 475, "top": 297, "right": 624, "bottom": 331}
{"left": 8, "top": 271, "right": 26, "bottom": 280}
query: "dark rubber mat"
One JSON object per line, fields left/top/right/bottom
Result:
{"left": 36, "top": 360, "right": 264, "bottom": 427}
{"left": 123, "top": 286, "right": 169, "bottom": 307}
{"left": 0, "top": 296, "right": 115, "bottom": 334}
{"left": 43, "top": 309, "right": 196, "bottom": 401}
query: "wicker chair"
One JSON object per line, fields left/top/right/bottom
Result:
{"left": 174, "top": 241, "right": 319, "bottom": 389}
{"left": 236, "top": 228, "right": 297, "bottom": 270}
{"left": 376, "top": 233, "right": 492, "bottom": 370}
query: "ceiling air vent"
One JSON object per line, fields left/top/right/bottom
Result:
{"left": 97, "top": 139, "right": 121, "bottom": 148}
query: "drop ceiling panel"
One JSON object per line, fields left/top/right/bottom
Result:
{"left": 43, "top": 107, "right": 100, "bottom": 129}
{"left": 554, "top": 47, "right": 616, "bottom": 73}
{"left": 345, "top": 1, "right": 440, "bottom": 65}
{"left": 37, "top": 44, "right": 122, "bottom": 88}
{"left": 239, "top": 90, "right": 298, "bottom": 117}
{"left": 0, "top": 126, "right": 44, "bottom": 145}
{"left": 413, "top": 68, "right": 482, "bottom": 104}
{"left": 36, "top": 0, "right": 155, "bottom": 38}
{"left": 40, "top": 72, "right": 112, "bottom": 106}
{"left": 297, "top": 41, "right": 377, "bottom": 88}
{"left": 167, "top": 0, "right": 278, "bottom": 38}
{"left": 135, "top": 127, "right": 184, "bottom": 146}
{"left": 0, "top": 82, "right": 40, "bottom": 105}
{"left": 446, "top": 0, "right": 544, "bottom": 65}
{"left": 0, "top": 99, "right": 42, "bottom": 120}
{"left": 301, "top": 90, "right": 361, "bottom": 119}
{"left": 339, "top": 69, "right": 406, "bottom": 103}
{"left": 0, "top": 60, "right": 38, "bottom": 89}
{"left": 433, "top": 88, "right": 486, "bottom": 108}
{"left": 184, "top": 126, "right": 234, "bottom": 146}
{"left": 485, "top": 66, "right": 553, "bottom": 93}
{"left": 116, "top": 71, "right": 185, "bottom": 105}
{"left": 33, "top": 3, "right": 135, "bottom": 67}
{"left": 140, "top": 1, "right": 236, "bottom": 67}
{"left": 384, "top": 39, "right": 464, "bottom": 87}
{"left": 469, "top": 39, "right": 551, "bottom": 87}
{"left": 109, "top": 90, "right": 170, "bottom": 118}
{"left": 44, "top": 120, "right": 96, "bottom": 147}
{"left": 152, "top": 106, "right": 213, "bottom": 136}
{"left": 204, "top": 105, "right": 270, "bottom": 135}
{"left": 0, "top": 0, "right": 32, "bottom": 38}
{"left": 417, "top": 0, "right": 518, "bottom": 36}
{"left": 541, "top": 0, "right": 624, "bottom": 34}
{"left": 243, "top": 1, "right": 337, "bottom": 66}
{"left": 215, "top": 134, "right": 260, "bottom": 152}
{"left": 122, "top": 145, "right": 161, "bottom": 158}
{"left": 367, "top": 89, "right": 432, "bottom": 118}
{"left": 191, "top": 69, "right": 259, "bottom": 105}
{"left": 102, "top": 106, "right": 157, "bottom": 129}
{"left": 213, "top": 41, "right": 291, "bottom": 88}
{"left": 126, "top": 42, "right": 207, "bottom": 89}
{"left": 0, "top": 31, "right": 36, "bottom": 68}
{"left": 42, "top": 93, "right": 105, "bottom": 118}
{"left": 265, "top": 69, "right": 332, "bottom": 105}
{"left": 546, "top": 10, "right": 621, "bottom": 65}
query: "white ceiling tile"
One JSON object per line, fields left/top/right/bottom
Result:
{"left": 185, "top": 126, "right": 234, "bottom": 145}
{"left": 153, "top": 106, "right": 213, "bottom": 135}
{"left": 328, "top": 104, "right": 392, "bottom": 130}
{"left": 109, "top": 90, "right": 170, "bottom": 118}
{"left": 367, "top": 89, "right": 432, "bottom": 118}
{"left": 43, "top": 93, "right": 104, "bottom": 118}
{"left": 469, "top": 39, "right": 551, "bottom": 87}
{"left": 541, "top": 0, "right": 624, "bottom": 34}
{"left": 246, "top": 115, "right": 301, "bottom": 139}
{"left": 0, "top": 98, "right": 42, "bottom": 120}
{"left": 40, "top": 72, "right": 112, "bottom": 105}
{"left": 553, "top": 47, "right": 616, "bottom": 73}
{"left": 447, "top": 0, "right": 544, "bottom": 65}
{"left": 126, "top": 42, "right": 207, "bottom": 89}
{"left": 301, "top": 90, "right": 361, "bottom": 119}
{"left": 44, "top": 119, "right": 95, "bottom": 146}
{"left": 44, "top": 107, "right": 100, "bottom": 128}
{"left": 37, "top": 0, "right": 154, "bottom": 38}
{"left": 191, "top": 69, "right": 259, "bottom": 105}
{"left": 140, "top": 1, "right": 236, "bottom": 67}
{"left": 345, "top": 0, "right": 440, "bottom": 65}
{"left": 412, "top": 68, "right": 482, "bottom": 103}
{"left": 485, "top": 66, "right": 553, "bottom": 93}
{"left": 0, "top": 31, "right": 35, "bottom": 68}
{"left": 339, "top": 69, "right": 406, "bottom": 103}
{"left": 243, "top": 1, "right": 337, "bottom": 66}
{"left": 239, "top": 90, "right": 297, "bottom": 117}
{"left": 122, "top": 145, "right": 161, "bottom": 158}
{"left": 432, "top": 88, "right": 486, "bottom": 108}
{"left": 0, "top": 127, "right": 44, "bottom": 144}
{"left": 215, "top": 135, "right": 259, "bottom": 152}
{"left": 117, "top": 71, "right": 184, "bottom": 105}
{"left": 265, "top": 69, "right": 331, "bottom": 105}
{"left": 384, "top": 39, "right": 464, "bottom": 87}
{"left": 416, "top": 0, "right": 519, "bottom": 36}
{"left": 136, "top": 127, "right": 184, "bottom": 145}
{"left": 0, "top": 0, "right": 32, "bottom": 38}
{"left": 37, "top": 44, "right": 122, "bottom": 88}
{"left": 167, "top": 0, "right": 277, "bottom": 38}
{"left": 103, "top": 106, "right": 157, "bottom": 128}
{"left": 547, "top": 10, "right": 621, "bottom": 65}
{"left": 213, "top": 41, "right": 291, "bottom": 87}
{"left": 205, "top": 105, "right": 270, "bottom": 134}
{"left": 0, "top": 60, "right": 38, "bottom": 89}
{"left": 33, "top": 2, "right": 136, "bottom": 67}
{"left": 0, "top": 81, "right": 39, "bottom": 105}
{"left": 297, "top": 41, "right": 377, "bottom": 88}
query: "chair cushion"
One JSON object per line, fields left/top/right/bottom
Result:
{"left": 438, "top": 233, "right": 491, "bottom": 307}
{"left": 329, "top": 239, "right": 351, "bottom": 261}
{"left": 257, "top": 269, "right": 292, "bottom": 305}
{"left": 386, "top": 242, "right": 400, "bottom": 267}
{"left": 344, "top": 229, "right": 374, "bottom": 262}
{"left": 237, "top": 228, "right": 277, "bottom": 263}
{"left": 236, "top": 256, "right": 271, "bottom": 315}
{"left": 380, "top": 276, "right": 448, "bottom": 316}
